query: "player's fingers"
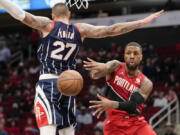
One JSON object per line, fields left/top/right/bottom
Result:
{"left": 154, "top": 10, "right": 164, "bottom": 18}
{"left": 83, "top": 60, "right": 90, "bottom": 64}
{"left": 89, "top": 104, "right": 102, "bottom": 109}
{"left": 83, "top": 61, "right": 93, "bottom": 65}
{"left": 87, "top": 57, "right": 96, "bottom": 62}
{"left": 156, "top": 10, "right": 164, "bottom": 15}
{"left": 84, "top": 65, "right": 97, "bottom": 70}
{"left": 97, "top": 94, "right": 105, "bottom": 100}
{"left": 84, "top": 63, "right": 97, "bottom": 68}
{"left": 84, "top": 66, "right": 92, "bottom": 70}
{"left": 84, "top": 66, "right": 100, "bottom": 71}
{"left": 97, "top": 110, "right": 104, "bottom": 119}
{"left": 93, "top": 108, "right": 102, "bottom": 116}
{"left": 89, "top": 100, "right": 102, "bottom": 104}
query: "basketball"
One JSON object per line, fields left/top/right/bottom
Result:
{"left": 57, "top": 70, "right": 83, "bottom": 96}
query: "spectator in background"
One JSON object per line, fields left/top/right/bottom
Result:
{"left": 28, "top": 29, "right": 40, "bottom": 44}
{"left": 0, "top": 107, "right": 4, "bottom": 119}
{"left": 167, "top": 73, "right": 178, "bottom": 87}
{"left": 0, "top": 116, "right": 8, "bottom": 135}
{"left": 97, "top": 10, "right": 108, "bottom": 18}
{"left": 0, "top": 43, "right": 11, "bottom": 63}
{"left": 94, "top": 129, "right": 103, "bottom": 135}
{"left": 164, "top": 123, "right": 176, "bottom": 135}
{"left": 143, "top": 58, "right": 155, "bottom": 80}
{"left": 8, "top": 103, "right": 20, "bottom": 119}
{"left": 77, "top": 108, "right": 93, "bottom": 125}
{"left": 146, "top": 44, "right": 157, "bottom": 58}
{"left": 23, "top": 118, "right": 39, "bottom": 135}
{"left": 146, "top": 90, "right": 159, "bottom": 107}
{"left": 29, "top": 64, "right": 40, "bottom": 75}
{"left": 94, "top": 120, "right": 104, "bottom": 131}
{"left": 166, "top": 89, "right": 177, "bottom": 102}
{"left": 88, "top": 82, "right": 101, "bottom": 98}
{"left": 0, "top": 43, "right": 11, "bottom": 72}
{"left": 8, "top": 70, "right": 23, "bottom": 87}
{"left": 153, "top": 91, "right": 168, "bottom": 108}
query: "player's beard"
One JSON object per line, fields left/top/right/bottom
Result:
{"left": 126, "top": 63, "right": 139, "bottom": 71}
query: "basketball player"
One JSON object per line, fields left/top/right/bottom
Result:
{"left": 84, "top": 42, "right": 156, "bottom": 135}
{"left": 0, "top": 0, "right": 163, "bottom": 134}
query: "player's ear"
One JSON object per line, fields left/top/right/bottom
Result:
{"left": 52, "top": 13, "right": 55, "bottom": 20}
{"left": 68, "top": 11, "right": 71, "bottom": 19}
{"left": 140, "top": 54, "right": 143, "bottom": 62}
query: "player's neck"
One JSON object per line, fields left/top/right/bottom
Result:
{"left": 126, "top": 68, "right": 139, "bottom": 77}
{"left": 54, "top": 17, "right": 69, "bottom": 25}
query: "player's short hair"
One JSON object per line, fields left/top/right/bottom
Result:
{"left": 125, "top": 42, "right": 142, "bottom": 53}
{"left": 52, "top": 3, "right": 70, "bottom": 17}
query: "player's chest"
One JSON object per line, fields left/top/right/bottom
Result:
{"left": 111, "top": 71, "right": 142, "bottom": 94}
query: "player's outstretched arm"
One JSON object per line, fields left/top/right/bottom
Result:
{"left": 0, "top": 0, "right": 52, "bottom": 32}
{"left": 89, "top": 77, "right": 153, "bottom": 118}
{"left": 22, "top": 13, "right": 52, "bottom": 32}
{"left": 83, "top": 58, "right": 120, "bottom": 80}
{"left": 76, "top": 10, "right": 164, "bottom": 39}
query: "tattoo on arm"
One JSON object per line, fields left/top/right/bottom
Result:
{"left": 22, "top": 12, "right": 52, "bottom": 31}
{"left": 77, "top": 21, "right": 143, "bottom": 38}
{"left": 137, "top": 77, "right": 153, "bottom": 100}
{"left": 106, "top": 60, "right": 120, "bottom": 78}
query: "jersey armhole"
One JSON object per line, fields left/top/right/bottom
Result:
{"left": 42, "top": 21, "right": 55, "bottom": 39}
{"left": 73, "top": 23, "right": 83, "bottom": 44}
{"left": 74, "top": 24, "right": 83, "bottom": 37}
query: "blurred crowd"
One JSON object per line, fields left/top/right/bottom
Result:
{"left": 0, "top": 30, "right": 179, "bottom": 135}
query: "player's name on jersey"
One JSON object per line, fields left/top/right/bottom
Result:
{"left": 58, "top": 30, "right": 74, "bottom": 39}
{"left": 114, "top": 75, "right": 138, "bottom": 93}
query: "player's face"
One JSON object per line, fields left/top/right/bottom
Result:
{"left": 124, "top": 46, "right": 142, "bottom": 70}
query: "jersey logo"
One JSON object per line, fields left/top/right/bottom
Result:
{"left": 135, "top": 78, "right": 141, "bottom": 85}
{"left": 35, "top": 106, "right": 45, "bottom": 120}
{"left": 114, "top": 75, "right": 138, "bottom": 93}
{"left": 34, "top": 102, "right": 49, "bottom": 127}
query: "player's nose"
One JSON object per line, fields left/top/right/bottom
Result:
{"left": 130, "top": 53, "right": 134, "bottom": 58}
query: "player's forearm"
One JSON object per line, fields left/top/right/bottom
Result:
{"left": 107, "top": 20, "right": 144, "bottom": 37}
{"left": 112, "top": 92, "right": 145, "bottom": 115}
{"left": 0, "top": 0, "right": 25, "bottom": 21}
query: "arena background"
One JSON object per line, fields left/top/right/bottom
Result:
{"left": 0, "top": 0, "right": 180, "bottom": 135}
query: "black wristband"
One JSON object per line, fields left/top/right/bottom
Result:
{"left": 117, "top": 92, "right": 145, "bottom": 115}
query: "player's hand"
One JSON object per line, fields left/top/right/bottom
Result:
{"left": 141, "top": 10, "right": 164, "bottom": 25}
{"left": 89, "top": 94, "right": 115, "bottom": 119}
{"left": 83, "top": 58, "right": 106, "bottom": 79}
{"left": 83, "top": 58, "right": 106, "bottom": 71}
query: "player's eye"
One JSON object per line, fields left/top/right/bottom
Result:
{"left": 126, "top": 51, "right": 131, "bottom": 55}
{"left": 134, "top": 52, "right": 139, "bottom": 55}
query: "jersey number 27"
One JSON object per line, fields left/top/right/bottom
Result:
{"left": 51, "top": 41, "right": 76, "bottom": 61}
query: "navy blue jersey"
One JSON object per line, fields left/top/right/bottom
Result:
{"left": 37, "top": 21, "right": 82, "bottom": 75}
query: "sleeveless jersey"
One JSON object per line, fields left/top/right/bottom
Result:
{"left": 106, "top": 63, "right": 145, "bottom": 114}
{"left": 37, "top": 21, "right": 82, "bottom": 75}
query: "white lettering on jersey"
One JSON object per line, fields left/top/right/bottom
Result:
{"left": 58, "top": 29, "right": 74, "bottom": 39}
{"left": 114, "top": 75, "right": 138, "bottom": 93}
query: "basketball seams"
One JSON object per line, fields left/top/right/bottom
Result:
{"left": 57, "top": 70, "right": 83, "bottom": 96}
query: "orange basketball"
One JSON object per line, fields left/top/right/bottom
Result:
{"left": 57, "top": 70, "right": 83, "bottom": 96}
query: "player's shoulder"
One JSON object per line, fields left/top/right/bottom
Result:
{"left": 142, "top": 76, "right": 153, "bottom": 88}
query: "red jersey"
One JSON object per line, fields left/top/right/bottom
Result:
{"left": 106, "top": 62, "right": 145, "bottom": 114}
